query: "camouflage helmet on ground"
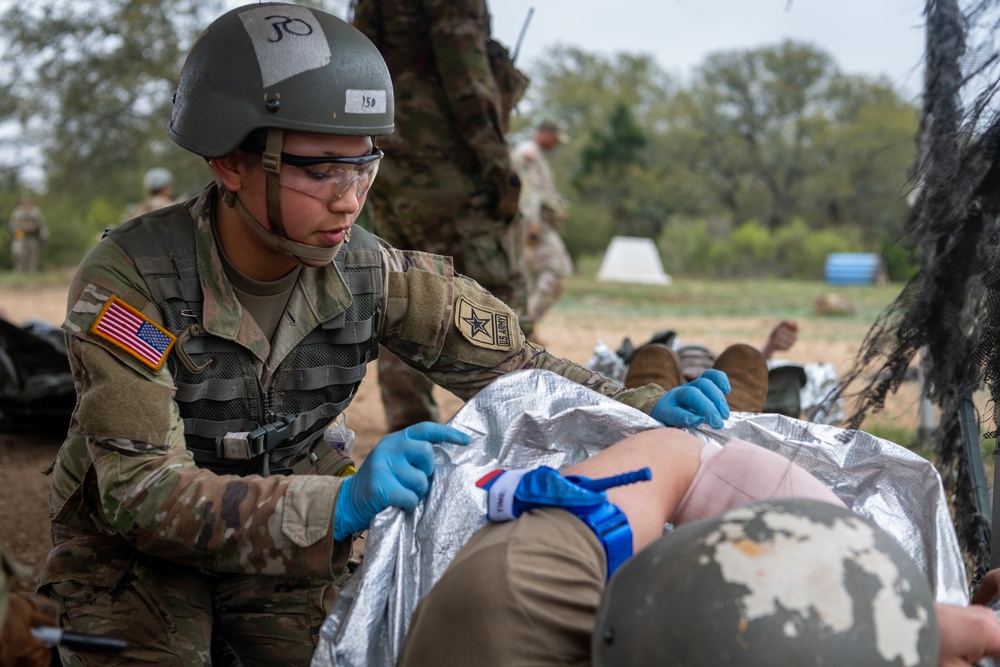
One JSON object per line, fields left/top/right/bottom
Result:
{"left": 169, "top": 2, "right": 394, "bottom": 158}
{"left": 593, "top": 498, "right": 939, "bottom": 667}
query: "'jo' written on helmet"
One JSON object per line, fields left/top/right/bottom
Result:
{"left": 169, "top": 2, "right": 394, "bottom": 158}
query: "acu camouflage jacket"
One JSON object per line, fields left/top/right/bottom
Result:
{"left": 43, "top": 184, "right": 663, "bottom": 583}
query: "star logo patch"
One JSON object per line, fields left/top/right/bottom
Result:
{"left": 454, "top": 296, "right": 513, "bottom": 351}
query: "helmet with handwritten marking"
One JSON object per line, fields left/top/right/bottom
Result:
{"left": 592, "top": 498, "right": 940, "bottom": 667}
{"left": 169, "top": 2, "right": 394, "bottom": 158}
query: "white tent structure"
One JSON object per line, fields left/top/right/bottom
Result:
{"left": 596, "top": 235, "right": 671, "bottom": 285}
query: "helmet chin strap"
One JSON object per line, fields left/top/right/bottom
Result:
{"left": 214, "top": 128, "right": 344, "bottom": 266}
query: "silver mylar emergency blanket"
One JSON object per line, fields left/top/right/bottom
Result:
{"left": 312, "top": 369, "right": 967, "bottom": 667}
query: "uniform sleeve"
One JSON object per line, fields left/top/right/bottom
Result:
{"left": 376, "top": 243, "right": 665, "bottom": 414}
{"left": 510, "top": 144, "right": 543, "bottom": 221}
{"left": 512, "top": 144, "right": 566, "bottom": 227}
{"left": 59, "top": 241, "right": 350, "bottom": 578}
{"left": 421, "top": 0, "right": 511, "bottom": 177}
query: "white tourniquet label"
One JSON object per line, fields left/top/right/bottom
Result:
{"left": 486, "top": 469, "right": 529, "bottom": 522}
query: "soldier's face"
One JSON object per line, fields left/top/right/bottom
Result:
{"left": 246, "top": 131, "right": 375, "bottom": 249}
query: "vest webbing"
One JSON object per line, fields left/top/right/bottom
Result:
{"left": 108, "top": 206, "right": 381, "bottom": 476}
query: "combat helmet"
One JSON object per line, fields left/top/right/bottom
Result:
{"left": 168, "top": 3, "right": 394, "bottom": 265}
{"left": 593, "top": 498, "right": 939, "bottom": 667}
{"left": 169, "top": 2, "right": 393, "bottom": 157}
{"left": 143, "top": 167, "right": 173, "bottom": 193}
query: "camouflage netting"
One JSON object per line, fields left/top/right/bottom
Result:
{"left": 840, "top": 0, "right": 1000, "bottom": 586}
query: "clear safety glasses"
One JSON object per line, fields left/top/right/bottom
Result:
{"left": 277, "top": 148, "right": 383, "bottom": 201}
{"left": 278, "top": 147, "right": 384, "bottom": 201}
{"left": 243, "top": 142, "right": 383, "bottom": 201}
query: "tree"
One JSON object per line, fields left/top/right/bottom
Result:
{"left": 520, "top": 40, "right": 917, "bottom": 263}
{"left": 0, "top": 0, "right": 225, "bottom": 206}
{"left": 516, "top": 47, "right": 680, "bottom": 251}
{"left": 666, "top": 40, "right": 917, "bottom": 236}
{"left": 677, "top": 41, "right": 843, "bottom": 230}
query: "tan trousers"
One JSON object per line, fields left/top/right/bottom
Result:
{"left": 399, "top": 508, "right": 603, "bottom": 667}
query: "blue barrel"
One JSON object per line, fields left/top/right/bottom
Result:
{"left": 825, "top": 253, "right": 886, "bottom": 285}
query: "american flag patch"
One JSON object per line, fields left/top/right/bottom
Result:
{"left": 90, "top": 296, "right": 176, "bottom": 371}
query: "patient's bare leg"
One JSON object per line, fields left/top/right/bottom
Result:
{"left": 563, "top": 428, "right": 844, "bottom": 553}
{"left": 562, "top": 428, "right": 702, "bottom": 551}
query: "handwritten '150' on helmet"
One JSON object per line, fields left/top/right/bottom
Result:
{"left": 168, "top": 2, "right": 394, "bottom": 159}
{"left": 593, "top": 498, "right": 939, "bottom": 667}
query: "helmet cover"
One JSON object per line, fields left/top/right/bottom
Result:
{"left": 593, "top": 498, "right": 939, "bottom": 667}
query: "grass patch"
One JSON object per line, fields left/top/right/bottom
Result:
{"left": 563, "top": 255, "right": 902, "bottom": 323}
{"left": 0, "top": 267, "right": 77, "bottom": 290}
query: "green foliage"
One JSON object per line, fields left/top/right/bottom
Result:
{"left": 578, "top": 104, "right": 648, "bottom": 175}
{"left": 0, "top": 0, "right": 223, "bottom": 209}
{"left": 656, "top": 216, "right": 863, "bottom": 279}
{"left": 656, "top": 217, "right": 717, "bottom": 275}
{"left": 522, "top": 39, "right": 918, "bottom": 279}
{"left": 880, "top": 239, "right": 921, "bottom": 282}
{"left": 772, "top": 218, "right": 862, "bottom": 279}
{"left": 561, "top": 199, "right": 613, "bottom": 259}
{"left": 0, "top": 8, "right": 922, "bottom": 276}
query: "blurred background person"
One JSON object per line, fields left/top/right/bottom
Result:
{"left": 123, "top": 167, "right": 176, "bottom": 221}
{"left": 511, "top": 120, "right": 574, "bottom": 335}
{"left": 7, "top": 193, "right": 47, "bottom": 274}
{"left": 352, "top": 0, "right": 530, "bottom": 431}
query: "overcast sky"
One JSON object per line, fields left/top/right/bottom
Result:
{"left": 487, "top": 1, "right": 928, "bottom": 99}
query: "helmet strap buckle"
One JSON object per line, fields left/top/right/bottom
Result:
{"left": 262, "top": 128, "right": 283, "bottom": 174}
{"left": 263, "top": 128, "right": 286, "bottom": 237}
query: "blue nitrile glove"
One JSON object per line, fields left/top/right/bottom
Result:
{"left": 651, "top": 369, "right": 731, "bottom": 429}
{"left": 333, "top": 422, "right": 472, "bottom": 541}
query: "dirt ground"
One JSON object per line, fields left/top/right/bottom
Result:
{"left": 0, "top": 280, "right": 917, "bottom": 594}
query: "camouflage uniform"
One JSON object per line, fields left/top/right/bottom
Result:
{"left": 38, "top": 184, "right": 663, "bottom": 666}
{"left": 123, "top": 193, "right": 176, "bottom": 221}
{"left": 8, "top": 201, "right": 47, "bottom": 274}
{"left": 511, "top": 137, "right": 574, "bottom": 325}
{"left": 352, "top": 0, "right": 531, "bottom": 431}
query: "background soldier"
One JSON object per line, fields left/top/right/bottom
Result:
{"left": 7, "top": 193, "right": 47, "bottom": 274}
{"left": 123, "top": 167, "right": 176, "bottom": 220}
{"left": 511, "top": 120, "right": 574, "bottom": 333}
{"left": 352, "top": 0, "right": 531, "bottom": 431}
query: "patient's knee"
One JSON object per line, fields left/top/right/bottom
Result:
{"left": 670, "top": 438, "right": 844, "bottom": 526}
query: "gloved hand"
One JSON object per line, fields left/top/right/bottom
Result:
{"left": 333, "top": 422, "right": 472, "bottom": 541}
{"left": 651, "top": 369, "right": 731, "bottom": 429}
{"left": 0, "top": 592, "right": 59, "bottom": 667}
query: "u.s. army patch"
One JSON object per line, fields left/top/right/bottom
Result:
{"left": 454, "top": 296, "right": 514, "bottom": 351}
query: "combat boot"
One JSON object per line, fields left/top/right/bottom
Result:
{"left": 623, "top": 344, "right": 684, "bottom": 391}
{"left": 712, "top": 344, "right": 768, "bottom": 412}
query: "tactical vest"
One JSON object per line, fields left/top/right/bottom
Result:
{"left": 108, "top": 206, "right": 381, "bottom": 477}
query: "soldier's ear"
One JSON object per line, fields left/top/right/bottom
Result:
{"left": 208, "top": 152, "right": 252, "bottom": 193}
